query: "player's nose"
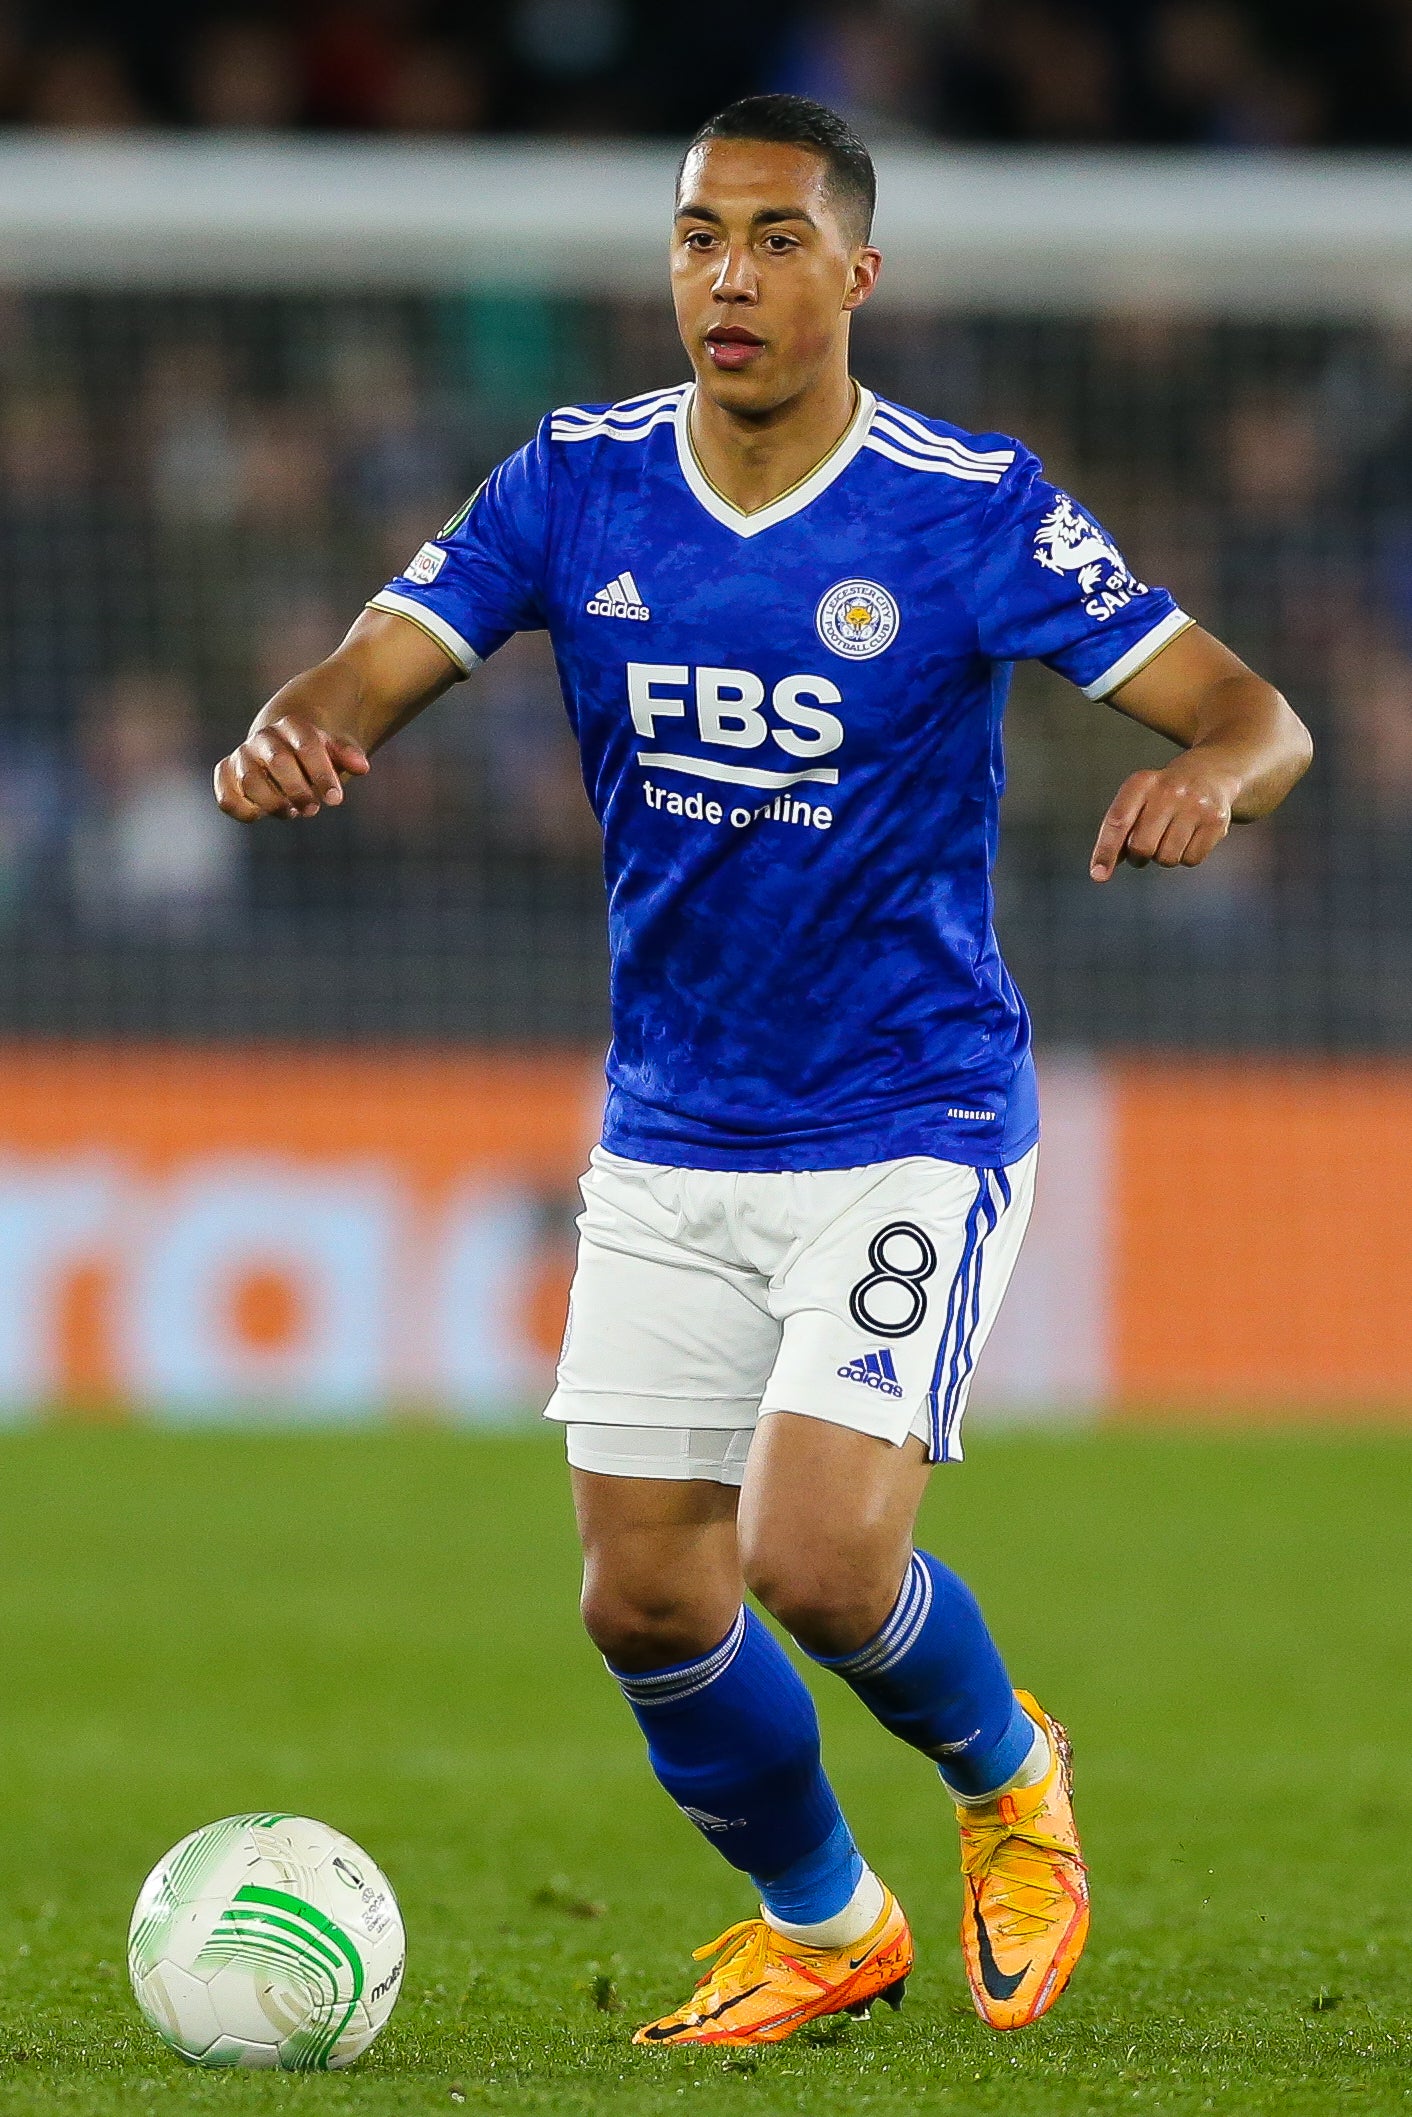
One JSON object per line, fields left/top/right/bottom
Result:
{"left": 711, "top": 247, "right": 759, "bottom": 301}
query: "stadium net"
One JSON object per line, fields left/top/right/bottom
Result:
{"left": 1, "top": 144, "right": 1408, "bottom": 1051}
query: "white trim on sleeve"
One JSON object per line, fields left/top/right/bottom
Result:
{"left": 1081, "top": 608, "right": 1194, "bottom": 700}
{"left": 366, "top": 590, "right": 481, "bottom": 675}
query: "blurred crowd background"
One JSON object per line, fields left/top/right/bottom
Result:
{"left": 2, "top": 1, "right": 1412, "bottom": 148}
{"left": 2, "top": 283, "right": 1410, "bottom": 1046}
{"left": 0, "top": 4, "right": 1409, "bottom": 1053}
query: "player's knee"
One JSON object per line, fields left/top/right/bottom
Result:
{"left": 579, "top": 1576, "right": 724, "bottom": 1673}
{"left": 742, "top": 1546, "right": 885, "bottom": 1658}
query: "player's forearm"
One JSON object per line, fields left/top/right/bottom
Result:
{"left": 248, "top": 645, "right": 417, "bottom": 759}
{"left": 216, "top": 610, "right": 461, "bottom": 822}
{"left": 1093, "top": 651, "right": 1312, "bottom": 880}
{"left": 245, "top": 607, "right": 461, "bottom": 757}
{"left": 1178, "top": 673, "right": 1313, "bottom": 821}
{"left": 1108, "top": 626, "right": 1312, "bottom": 824}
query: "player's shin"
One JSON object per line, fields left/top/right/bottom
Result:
{"left": 806, "top": 1554, "right": 1088, "bottom": 2029}
{"left": 608, "top": 1605, "right": 882, "bottom": 1941}
{"left": 807, "top": 1550, "right": 1047, "bottom": 1800}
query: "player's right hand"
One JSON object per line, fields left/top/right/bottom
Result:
{"left": 213, "top": 717, "right": 370, "bottom": 822}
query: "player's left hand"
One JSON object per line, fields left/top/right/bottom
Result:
{"left": 1089, "top": 758, "right": 1236, "bottom": 882}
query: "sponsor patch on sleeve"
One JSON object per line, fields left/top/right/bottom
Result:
{"left": 404, "top": 542, "right": 448, "bottom": 586}
{"left": 1031, "top": 494, "right": 1146, "bottom": 617}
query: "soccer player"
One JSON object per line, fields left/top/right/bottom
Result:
{"left": 215, "top": 96, "right": 1311, "bottom": 2045}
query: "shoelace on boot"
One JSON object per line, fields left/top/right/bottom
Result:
{"left": 959, "top": 1817, "right": 1085, "bottom": 1943}
{"left": 686, "top": 1919, "right": 831, "bottom": 2009}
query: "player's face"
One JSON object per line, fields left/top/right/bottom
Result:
{"left": 672, "top": 140, "right": 880, "bottom": 416}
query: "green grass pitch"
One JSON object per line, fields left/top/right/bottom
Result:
{"left": 0, "top": 1425, "right": 1408, "bottom": 2116}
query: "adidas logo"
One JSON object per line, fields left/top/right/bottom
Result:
{"left": 586, "top": 570, "right": 650, "bottom": 621}
{"left": 837, "top": 1348, "right": 904, "bottom": 1399}
{"left": 681, "top": 1805, "right": 745, "bottom": 1832}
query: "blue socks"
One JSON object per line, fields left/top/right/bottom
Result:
{"left": 609, "top": 1606, "right": 864, "bottom": 1926}
{"left": 810, "top": 1549, "right": 1036, "bottom": 1799}
{"left": 609, "top": 1553, "right": 1033, "bottom": 1930}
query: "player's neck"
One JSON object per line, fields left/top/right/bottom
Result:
{"left": 687, "top": 368, "right": 861, "bottom": 517}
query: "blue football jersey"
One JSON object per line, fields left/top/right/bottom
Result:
{"left": 371, "top": 384, "right": 1189, "bottom": 1172}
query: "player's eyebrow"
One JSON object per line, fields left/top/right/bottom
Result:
{"left": 674, "top": 201, "right": 819, "bottom": 231}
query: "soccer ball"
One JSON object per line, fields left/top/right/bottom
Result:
{"left": 127, "top": 1813, "right": 405, "bottom": 2070}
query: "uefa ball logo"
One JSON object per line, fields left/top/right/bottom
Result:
{"left": 815, "top": 579, "right": 901, "bottom": 660}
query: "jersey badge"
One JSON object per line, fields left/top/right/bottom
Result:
{"left": 1032, "top": 494, "right": 1144, "bottom": 597}
{"left": 587, "top": 570, "right": 650, "bottom": 621}
{"left": 439, "top": 482, "right": 485, "bottom": 538}
{"left": 404, "top": 542, "right": 448, "bottom": 585}
{"left": 816, "top": 579, "right": 900, "bottom": 660}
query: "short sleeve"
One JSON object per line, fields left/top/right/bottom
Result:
{"left": 367, "top": 421, "right": 551, "bottom": 673}
{"left": 971, "top": 452, "right": 1191, "bottom": 699}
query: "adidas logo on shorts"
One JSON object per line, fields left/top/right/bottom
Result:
{"left": 838, "top": 1348, "right": 904, "bottom": 1399}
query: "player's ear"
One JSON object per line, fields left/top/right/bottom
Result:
{"left": 843, "top": 247, "right": 882, "bottom": 313}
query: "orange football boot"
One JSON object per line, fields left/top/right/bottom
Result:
{"left": 956, "top": 1690, "right": 1089, "bottom": 2030}
{"left": 633, "top": 1888, "right": 913, "bottom": 2047}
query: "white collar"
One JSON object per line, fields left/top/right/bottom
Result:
{"left": 673, "top": 383, "right": 876, "bottom": 539}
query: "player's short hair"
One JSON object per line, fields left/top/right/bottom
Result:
{"left": 679, "top": 94, "right": 877, "bottom": 244}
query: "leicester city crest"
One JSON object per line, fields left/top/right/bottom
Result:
{"left": 816, "top": 579, "right": 900, "bottom": 660}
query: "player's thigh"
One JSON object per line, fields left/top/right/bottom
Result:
{"left": 760, "top": 1147, "right": 1037, "bottom": 1464}
{"left": 571, "top": 1444, "right": 744, "bottom": 1666}
{"left": 737, "top": 1412, "right": 931, "bottom": 1645}
{"left": 570, "top": 1439, "right": 743, "bottom": 1553}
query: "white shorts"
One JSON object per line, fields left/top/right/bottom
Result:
{"left": 546, "top": 1143, "right": 1037, "bottom": 1477}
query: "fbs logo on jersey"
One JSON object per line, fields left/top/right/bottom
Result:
{"left": 816, "top": 578, "right": 900, "bottom": 660}
{"left": 837, "top": 1348, "right": 904, "bottom": 1399}
{"left": 587, "top": 570, "right": 650, "bottom": 621}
